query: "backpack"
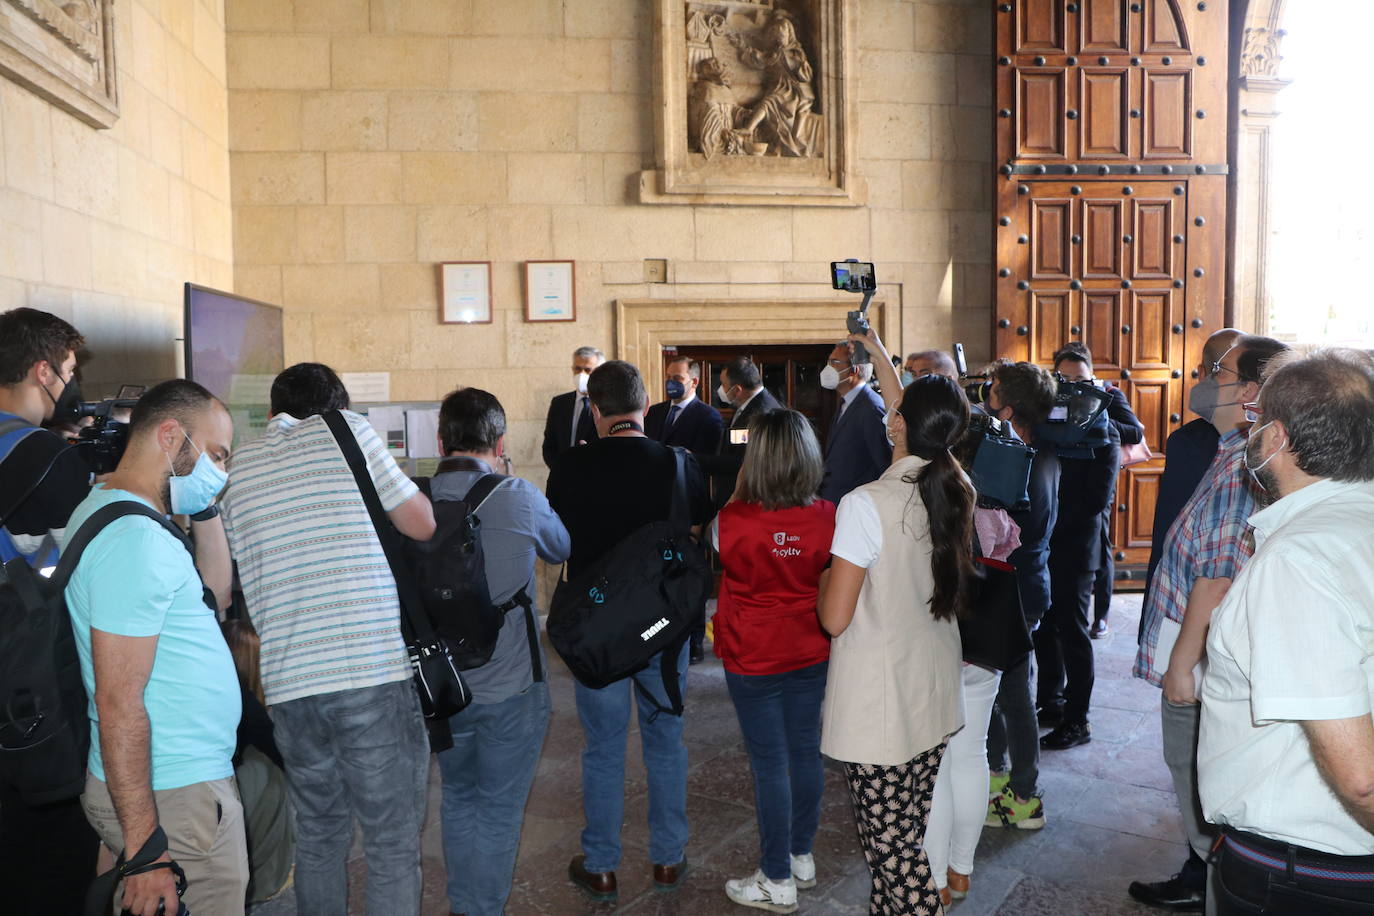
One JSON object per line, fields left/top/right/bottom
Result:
{"left": 546, "top": 447, "right": 711, "bottom": 717}
{"left": 0, "top": 501, "right": 192, "bottom": 804}
{"left": 406, "top": 471, "right": 514, "bottom": 670}
{"left": 0, "top": 414, "right": 60, "bottom": 566}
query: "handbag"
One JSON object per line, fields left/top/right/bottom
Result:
{"left": 322, "top": 411, "right": 472, "bottom": 735}
{"left": 958, "top": 556, "right": 1033, "bottom": 672}
{"left": 1120, "top": 441, "right": 1153, "bottom": 468}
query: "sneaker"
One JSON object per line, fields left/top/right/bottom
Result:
{"left": 1091, "top": 618, "right": 1109, "bottom": 639}
{"left": 789, "top": 853, "right": 816, "bottom": 890}
{"left": 985, "top": 785, "right": 1046, "bottom": 830}
{"left": 1040, "top": 721, "right": 1092, "bottom": 750}
{"left": 725, "top": 870, "right": 798, "bottom": 913}
{"left": 988, "top": 769, "right": 1010, "bottom": 800}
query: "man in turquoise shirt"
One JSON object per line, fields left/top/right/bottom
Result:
{"left": 65, "top": 379, "right": 244, "bottom": 916}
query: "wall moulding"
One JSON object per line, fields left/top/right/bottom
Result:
{"left": 641, "top": 0, "right": 864, "bottom": 207}
{"left": 617, "top": 297, "right": 889, "bottom": 394}
{"left": 0, "top": 0, "right": 118, "bottom": 128}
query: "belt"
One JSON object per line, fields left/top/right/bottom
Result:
{"left": 1223, "top": 831, "right": 1374, "bottom": 883}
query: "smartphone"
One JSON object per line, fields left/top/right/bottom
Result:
{"left": 830, "top": 261, "right": 876, "bottom": 293}
{"left": 729, "top": 428, "right": 749, "bottom": 446}
{"left": 953, "top": 343, "right": 968, "bottom": 377}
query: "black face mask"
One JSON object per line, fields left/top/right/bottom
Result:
{"left": 45, "top": 371, "right": 83, "bottom": 424}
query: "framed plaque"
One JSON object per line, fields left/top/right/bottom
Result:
{"left": 440, "top": 261, "right": 492, "bottom": 324}
{"left": 523, "top": 260, "right": 577, "bottom": 322}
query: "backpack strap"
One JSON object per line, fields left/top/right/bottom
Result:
{"left": 53, "top": 501, "right": 192, "bottom": 589}
{"left": 497, "top": 585, "right": 544, "bottom": 685}
{"left": 634, "top": 631, "right": 689, "bottom": 721}
{"left": 463, "top": 473, "right": 508, "bottom": 515}
{"left": 667, "top": 447, "right": 691, "bottom": 532}
{"left": 414, "top": 476, "right": 432, "bottom": 499}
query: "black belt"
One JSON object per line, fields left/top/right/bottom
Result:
{"left": 1221, "top": 829, "right": 1374, "bottom": 883}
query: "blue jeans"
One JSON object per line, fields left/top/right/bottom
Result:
{"left": 575, "top": 643, "right": 690, "bottom": 872}
{"left": 725, "top": 661, "right": 828, "bottom": 882}
{"left": 437, "top": 682, "right": 550, "bottom": 916}
{"left": 271, "top": 680, "right": 428, "bottom": 916}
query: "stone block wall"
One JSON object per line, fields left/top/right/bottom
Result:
{"left": 226, "top": 0, "right": 993, "bottom": 474}
{"left": 0, "top": 0, "right": 234, "bottom": 395}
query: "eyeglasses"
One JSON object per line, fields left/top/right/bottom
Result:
{"left": 1207, "top": 344, "right": 1240, "bottom": 378}
{"left": 1242, "top": 400, "right": 1262, "bottom": 424}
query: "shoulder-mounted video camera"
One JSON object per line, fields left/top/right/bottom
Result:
{"left": 72, "top": 387, "right": 142, "bottom": 474}
{"left": 950, "top": 344, "right": 1034, "bottom": 512}
{"left": 1035, "top": 376, "right": 1112, "bottom": 453}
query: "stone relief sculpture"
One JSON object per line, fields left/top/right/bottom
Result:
{"left": 0, "top": 0, "right": 118, "bottom": 127}
{"left": 1240, "top": 26, "right": 1285, "bottom": 79}
{"left": 684, "top": 1, "right": 822, "bottom": 159}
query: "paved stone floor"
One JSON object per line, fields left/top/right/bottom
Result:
{"left": 256, "top": 593, "right": 1189, "bottom": 915}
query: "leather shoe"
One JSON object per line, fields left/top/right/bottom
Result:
{"left": 568, "top": 855, "right": 617, "bottom": 901}
{"left": 1127, "top": 873, "right": 1205, "bottom": 911}
{"left": 654, "top": 859, "right": 689, "bottom": 891}
{"left": 1035, "top": 704, "right": 1063, "bottom": 729}
{"left": 689, "top": 645, "right": 704, "bottom": 665}
{"left": 1040, "top": 721, "right": 1091, "bottom": 750}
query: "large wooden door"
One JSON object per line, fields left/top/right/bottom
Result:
{"left": 993, "top": 0, "right": 1229, "bottom": 582}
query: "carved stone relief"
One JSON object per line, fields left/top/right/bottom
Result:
{"left": 0, "top": 0, "right": 118, "bottom": 128}
{"left": 643, "top": 0, "right": 862, "bottom": 207}
{"left": 1240, "top": 26, "right": 1285, "bottom": 79}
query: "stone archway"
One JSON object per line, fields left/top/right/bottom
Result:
{"left": 1229, "top": 0, "right": 1290, "bottom": 334}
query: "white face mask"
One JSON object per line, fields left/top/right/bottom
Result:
{"left": 575, "top": 371, "right": 589, "bottom": 395}
{"left": 1244, "top": 421, "right": 1285, "bottom": 493}
{"left": 717, "top": 384, "right": 733, "bottom": 407}
{"left": 819, "top": 365, "right": 846, "bottom": 390}
{"left": 882, "top": 408, "right": 899, "bottom": 448}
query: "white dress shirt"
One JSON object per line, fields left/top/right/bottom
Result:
{"left": 1199, "top": 478, "right": 1374, "bottom": 855}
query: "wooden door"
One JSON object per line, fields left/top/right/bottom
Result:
{"left": 993, "top": 0, "right": 1229, "bottom": 582}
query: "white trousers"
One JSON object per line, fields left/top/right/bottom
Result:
{"left": 927, "top": 664, "right": 1002, "bottom": 887}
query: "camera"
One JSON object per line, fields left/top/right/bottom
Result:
{"left": 1036, "top": 378, "right": 1111, "bottom": 451}
{"left": 73, "top": 393, "right": 141, "bottom": 474}
{"left": 951, "top": 343, "right": 993, "bottom": 405}
{"left": 947, "top": 343, "right": 1034, "bottom": 511}
{"left": 831, "top": 260, "right": 876, "bottom": 364}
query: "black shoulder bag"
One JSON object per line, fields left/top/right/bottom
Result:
{"left": 322, "top": 411, "right": 471, "bottom": 746}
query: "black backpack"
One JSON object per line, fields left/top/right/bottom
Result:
{"left": 546, "top": 448, "right": 711, "bottom": 716}
{"left": 0, "top": 502, "right": 191, "bottom": 804}
{"left": 406, "top": 469, "right": 516, "bottom": 670}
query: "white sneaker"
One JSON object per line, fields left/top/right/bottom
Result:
{"left": 790, "top": 853, "right": 816, "bottom": 889}
{"left": 725, "top": 870, "right": 798, "bottom": 913}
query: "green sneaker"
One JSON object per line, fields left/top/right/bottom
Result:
{"left": 989, "top": 769, "right": 1010, "bottom": 800}
{"left": 985, "top": 785, "right": 1046, "bottom": 830}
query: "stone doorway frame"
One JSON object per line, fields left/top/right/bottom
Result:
{"left": 616, "top": 297, "right": 889, "bottom": 395}
{"left": 1228, "top": 0, "right": 1290, "bottom": 334}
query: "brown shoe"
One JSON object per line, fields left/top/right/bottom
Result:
{"left": 653, "top": 859, "right": 689, "bottom": 891}
{"left": 947, "top": 868, "right": 970, "bottom": 899}
{"left": 568, "top": 855, "right": 617, "bottom": 901}
{"left": 939, "top": 885, "right": 952, "bottom": 908}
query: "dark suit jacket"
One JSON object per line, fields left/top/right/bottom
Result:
{"left": 1105, "top": 385, "right": 1145, "bottom": 446}
{"left": 1049, "top": 421, "right": 1121, "bottom": 573}
{"left": 696, "top": 387, "right": 783, "bottom": 507}
{"left": 541, "top": 391, "right": 598, "bottom": 469}
{"left": 819, "top": 384, "right": 890, "bottom": 504}
{"left": 645, "top": 397, "right": 723, "bottom": 456}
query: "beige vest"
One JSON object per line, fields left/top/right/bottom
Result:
{"left": 821, "top": 456, "right": 965, "bottom": 766}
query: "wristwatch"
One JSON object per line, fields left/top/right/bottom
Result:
{"left": 189, "top": 505, "right": 220, "bottom": 522}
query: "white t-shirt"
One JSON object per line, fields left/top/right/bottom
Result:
{"left": 1199, "top": 478, "right": 1374, "bottom": 855}
{"left": 830, "top": 489, "right": 883, "bottom": 568}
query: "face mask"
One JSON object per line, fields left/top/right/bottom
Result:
{"left": 882, "top": 408, "right": 899, "bottom": 448}
{"left": 665, "top": 379, "right": 685, "bottom": 401}
{"left": 899, "top": 370, "right": 915, "bottom": 388}
{"left": 1244, "top": 421, "right": 1285, "bottom": 495}
{"left": 1187, "top": 377, "right": 1242, "bottom": 425}
{"left": 166, "top": 431, "right": 227, "bottom": 516}
{"left": 819, "top": 365, "right": 848, "bottom": 390}
{"left": 717, "top": 384, "right": 733, "bottom": 407}
{"left": 44, "top": 369, "right": 82, "bottom": 424}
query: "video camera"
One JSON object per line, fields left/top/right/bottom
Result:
{"left": 952, "top": 343, "right": 992, "bottom": 406}
{"left": 830, "top": 260, "right": 876, "bottom": 365}
{"left": 1036, "top": 375, "right": 1112, "bottom": 452}
{"left": 72, "top": 386, "right": 143, "bottom": 474}
{"left": 950, "top": 343, "right": 1033, "bottom": 512}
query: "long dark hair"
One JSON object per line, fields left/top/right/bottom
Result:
{"left": 899, "top": 375, "right": 976, "bottom": 622}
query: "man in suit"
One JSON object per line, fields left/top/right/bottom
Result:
{"left": 818, "top": 342, "right": 889, "bottom": 504}
{"left": 698, "top": 356, "right": 782, "bottom": 511}
{"left": 645, "top": 357, "right": 723, "bottom": 456}
{"left": 542, "top": 346, "right": 603, "bottom": 470}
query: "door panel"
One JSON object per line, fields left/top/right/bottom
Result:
{"left": 994, "top": 0, "right": 1229, "bottom": 581}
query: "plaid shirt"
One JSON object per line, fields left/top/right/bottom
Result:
{"left": 1134, "top": 430, "right": 1257, "bottom": 686}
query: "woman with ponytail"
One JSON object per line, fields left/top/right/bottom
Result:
{"left": 819, "top": 329, "right": 976, "bottom": 914}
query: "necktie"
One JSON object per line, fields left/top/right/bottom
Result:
{"left": 663, "top": 404, "right": 682, "bottom": 440}
{"left": 574, "top": 396, "right": 594, "bottom": 446}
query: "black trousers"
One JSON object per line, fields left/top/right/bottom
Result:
{"left": 1214, "top": 829, "right": 1374, "bottom": 915}
{"left": 0, "top": 778, "right": 100, "bottom": 913}
{"left": 1035, "top": 565, "right": 1096, "bottom": 724}
{"left": 1093, "top": 500, "right": 1114, "bottom": 623}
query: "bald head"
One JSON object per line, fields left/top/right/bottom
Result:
{"left": 1201, "top": 328, "right": 1243, "bottom": 377}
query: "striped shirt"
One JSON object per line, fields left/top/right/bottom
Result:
{"left": 222, "top": 411, "right": 419, "bottom": 704}
{"left": 1133, "top": 429, "right": 1257, "bottom": 686}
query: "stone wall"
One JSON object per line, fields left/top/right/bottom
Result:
{"left": 226, "top": 0, "right": 993, "bottom": 473}
{"left": 0, "top": 0, "right": 234, "bottom": 395}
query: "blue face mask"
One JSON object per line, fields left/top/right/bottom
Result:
{"left": 666, "top": 378, "right": 686, "bottom": 401}
{"left": 166, "top": 431, "right": 227, "bottom": 515}
{"left": 899, "top": 370, "right": 915, "bottom": 388}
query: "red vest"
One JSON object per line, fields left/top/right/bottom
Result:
{"left": 714, "top": 499, "right": 835, "bottom": 676}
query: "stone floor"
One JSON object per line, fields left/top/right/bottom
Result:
{"left": 255, "top": 593, "right": 1190, "bottom": 915}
